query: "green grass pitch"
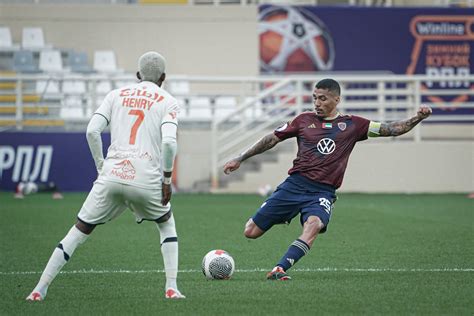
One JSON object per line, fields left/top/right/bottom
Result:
{"left": 1, "top": 192, "right": 473, "bottom": 314}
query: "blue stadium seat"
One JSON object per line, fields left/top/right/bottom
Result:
{"left": 13, "top": 50, "right": 39, "bottom": 73}
{"left": 68, "top": 51, "right": 93, "bottom": 73}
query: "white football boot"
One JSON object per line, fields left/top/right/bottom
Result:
{"left": 26, "top": 291, "right": 44, "bottom": 301}
{"left": 165, "top": 288, "right": 186, "bottom": 299}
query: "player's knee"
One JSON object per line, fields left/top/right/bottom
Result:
{"left": 244, "top": 219, "right": 263, "bottom": 239}
{"left": 304, "top": 216, "right": 324, "bottom": 234}
{"left": 156, "top": 214, "right": 177, "bottom": 242}
{"left": 244, "top": 228, "right": 258, "bottom": 239}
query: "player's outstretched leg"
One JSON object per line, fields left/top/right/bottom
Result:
{"left": 26, "top": 222, "right": 93, "bottom": 301}
{"left": 267, "top": 216, "right": 323, "bottom": 281}
{"left": 156, "top": 214, "right": 185, "bottom": 299}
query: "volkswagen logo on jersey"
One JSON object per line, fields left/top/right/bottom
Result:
{"left": 317, "top": 138, "right": 336, "bottom": 155}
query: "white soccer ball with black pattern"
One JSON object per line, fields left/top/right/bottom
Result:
{"left": 202, "top": 250, "right": 235, "bottom": 280}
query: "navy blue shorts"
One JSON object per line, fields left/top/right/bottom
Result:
{"left": 252, "top": 173, "right": 337, "bottom": 233}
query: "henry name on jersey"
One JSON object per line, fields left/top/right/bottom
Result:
{"left": 120, "top": 86, "right": 165, "bottom": 110}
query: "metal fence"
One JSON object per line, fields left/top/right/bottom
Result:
{"left": 1, "top": 73, "right": 473, "bottom": 189}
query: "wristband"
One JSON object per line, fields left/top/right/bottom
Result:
{"left": 163, "top": 177, "right": 172, "bottom": 185}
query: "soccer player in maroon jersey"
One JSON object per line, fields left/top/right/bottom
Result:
{"left": 223, "top": 78, "right": 432, "bottom": 280}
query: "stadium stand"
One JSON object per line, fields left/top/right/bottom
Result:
{"left": 0, "top": 1, "right": 472, "bottom": 193}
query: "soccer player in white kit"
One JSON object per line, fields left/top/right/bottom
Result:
{"left": 26, "top": 51, "right": 185, "bottom": 300}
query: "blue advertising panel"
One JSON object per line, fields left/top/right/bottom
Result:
{"left": 0, "top": 132, "right": 110, "bottom": 191}
{"left": 259, "top": 5, "right": 474, "bottom": 116}
{"left": 259, "top": 5, "right": 473, "bottom": 75}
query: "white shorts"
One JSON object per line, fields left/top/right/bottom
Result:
{"left": 77, "top": 180, "right": 170, "bottom": 225}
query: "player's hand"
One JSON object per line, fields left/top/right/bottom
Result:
{"left": 96, "top": 159, "right": 104, "bottom": 174}
{"left": 223, "top": 158, "right": 241, "bottom": 175}
{"left": 161, "top": 183, "right": 172, "bottom": 206}
{"left": 417, "top": 105, "right": 432, "bottom": 120}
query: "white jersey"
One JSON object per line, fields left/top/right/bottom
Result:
{"left": 95, "top": 81, "right": 179, "bottom": 189}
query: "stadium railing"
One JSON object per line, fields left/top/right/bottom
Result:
{"left": 1, "top": 73, "right": 473, "bottom": 182}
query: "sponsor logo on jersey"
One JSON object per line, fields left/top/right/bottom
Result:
{"left": 111, "top": 159, "right": 136, "bottom": 180}
{"left": 317, "top": 138, "right": 336, "bottom": 155}
{"left": 338, "top": 122, "right": 347, "bottom": 131}
{"left": 307, "top": 123, "right": 316, "bottom": 128}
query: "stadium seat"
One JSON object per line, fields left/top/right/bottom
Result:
{"left": 39, "top": 50, "right": 64, "bottom": 72}
{"left": 88, "top": 80, "right": 112, "bottom": 109}
{"left": 167, "top": 81, "right": 190, "bottom": 96}
{"left": 243, "top": 97, "right": 264, "bottom": 119}
{"left": 188, "top": 97, "right": 212, "bottom": 120}
{"left": 62, "top": 80, "right": 86, "bottom": 95}
{"left": 36, "top": 80, "right": 60, "bottom": 98}
{"left": 22, "top": 27, "right": 50, "bottom": 49}
{"left": 214, "top": 96, "right": 237, "bottom": 120}
{"left": 13, "top": 50, "right": 39, "bottom": 73}
{"left": 94, "top": 80, "right": 112, "bottom": 94}
{"left": 175, "top": 97, "right": 188, "bottom": 117}
{"left": 60, "top": 96, "right": 86, "bottom": 119}
{"left": 0, "top": 26, "right": 19, "bottom": 50}
{"left": 114, "top": 80, "right": 137, "bottom": 89}
{"left": 68, "top": 51, "right": 93, "bottom": 73}
{"left": 93, "top": 50, "right": 122, "bottom": 73}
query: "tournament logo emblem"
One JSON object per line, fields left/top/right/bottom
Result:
{"left": 316, "top": 138, "right": 335, "bottom": 155}
{"left": 338, "top": 122, "right": 346, "bottom": 131}
{"left": 259, "top": 6, "right": 335, "bottom": 73}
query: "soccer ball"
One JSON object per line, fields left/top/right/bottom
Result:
{"left": 202, "top": 250, "right": 235, "bottom": 280}
{"left": 259, "top": 6, "right": 335, "bottom": 73}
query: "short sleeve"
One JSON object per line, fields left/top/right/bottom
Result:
{"left": 274, "top": 115, "right": 302, "bottom": 140}
{"left": 162, "top": 98, "right": 180, "bottom": 126}
{"left": 351, "top": 115, "right": 371, "bottom": 142}
{"left": 94, "top": 91, "right": 115, "bottom": 124}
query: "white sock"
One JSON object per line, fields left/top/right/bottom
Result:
{"left": 32, "top": 225, "right": 89, "bottom": 297}
{"left": 156, "top": 214, "right": 178, "bottom": 290}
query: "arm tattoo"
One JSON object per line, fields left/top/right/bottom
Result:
{"left": 379, "top": 115, "right": 423, "bottom": 137}
{"left": 238, "top": 133, "right": 281, "bottom": 162}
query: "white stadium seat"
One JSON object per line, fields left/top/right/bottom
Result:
{"left": 168, "top": 81, "right": 190, "bottom": 96}
{"left": 93, "top": 50, "right": 121, "bottom": 73}
{"left": 39, "top": 50, "right": 64, "bottom": 72}
{"left": 60, "top": 97, "right": 85, "bottom": 119}
{"left": 62, "top": 80, "right": 87, "bottom": 95}
{"left": 188, "top": 97, "right": 212, "bottom": 120}
{"left": 214, "top": 96, "right": 237, "bottom": 120}
{"left": 94, "top": 80, "right": 113, "bottom": 94}
{"left": 36, "top": 80, "right": 60, "bottom": 97}
{"left": 22, "top": 27, "right": 49, "bottom": 49}
{"left": 0, "top": 26, "right": 19, "bottom": 50}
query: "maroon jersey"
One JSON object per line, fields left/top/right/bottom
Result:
{"left": 274, "top": 112, "right": 370, "bottom": 189}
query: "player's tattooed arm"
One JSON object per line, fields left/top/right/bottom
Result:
{"left": 223, "top": 133, "right": 281, "bottom": 174}
{"left": 379, "top": 106, "right": 432, "bottom": 137}
{"left": 238, "top": 133, "right": 281, "bottom": 162}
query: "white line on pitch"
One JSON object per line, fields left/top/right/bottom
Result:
{"left": 1, "top": 267, "right": 473, "bottom": 275}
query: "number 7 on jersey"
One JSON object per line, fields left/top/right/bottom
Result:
{"left": 128, "top": 109, "right": 144, "bottom": 145}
